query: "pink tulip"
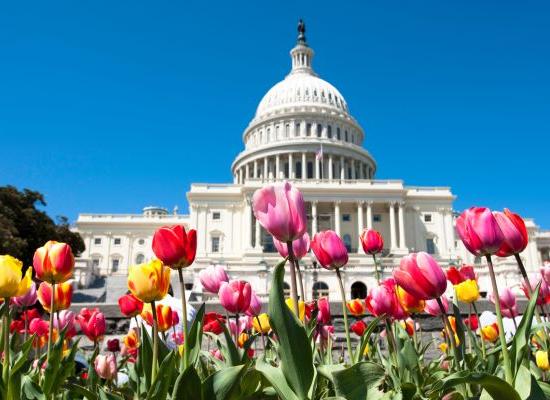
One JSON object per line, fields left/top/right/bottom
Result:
{"left": 541, "top": 264, "right": 550, "bottom": 285}
{"left": 252, "top": 181, "right": 307, "bottom": 243}
{"left": 365, "top": 282, "right": 397, "bottom": 317}
{"left": 229, "top": 316, "right": 252, "bottom": 336}
{"left": 425, "top": 295, "right": 449, "bottom": 316}
{"left": 393, "top": 252, "right": 447, "bottom": 300}
{"left": 381, "top": 278, "right": 408, "bottom": 320}
{"left": 273, "top": 233, "right": 310, "bottom": 259}
{"left": 310, "top": 230, "right": 349, "bottom": 270}
{"left": 94, "top": 353, "right": 117, "bottom": 380}
{"left": 494, "top": 209, "right": 529, "bottom": 257}
{"left": 360, "top": 229, "right": 384, "bottom": 255}
{"left": 13, "top": 283, "right": 37, "bottom": 308}
{"left": 199, "top": 265, "right": 229, "bottom": 294}
{"left": 521, "top": 273, "right": 550, "bottom": 306}
{"left": 218, "top": 280, "right": 252, "bottom": 314}
{"left": 245, "top": 291, "right": 262, "bottom": 316}
{"left": 489, "top": 288, "right": 518, "bottom": 318}
{"left": 317, "top": 297, "right": 331, "bottom": 324}
{"left": 54, "top": 310, "right": 77, "bottom": 338}
{"left": 456, "top": 207, "right": 505, "bottom": 257}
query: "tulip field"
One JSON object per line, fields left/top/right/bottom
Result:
{"left": 2, "top": 181, "right": 550, "bottom": 399}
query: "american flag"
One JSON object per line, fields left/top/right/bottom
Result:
{"left": 315, "top": 144, "right": 324, "bottom": 161}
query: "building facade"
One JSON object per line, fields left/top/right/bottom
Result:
{"left": 75, "top": 24, "right": 549, "bottom": 301}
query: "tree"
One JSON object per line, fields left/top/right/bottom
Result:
{"left": 0, "top": 185, "right": 85, "bottom": 267}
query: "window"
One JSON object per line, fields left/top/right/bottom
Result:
{"left": 211, "top": 237, "right": 220, "bottom": 253}
{"left": 312, "top": 282, "right": 329, "bottom": 299}
{"left": 306, "top": 123, "right": 312, "bottom": 136}
{"left": 426, "top": 238, "right": 435, "bottom": 254}
{"left": 135, "top": 254, "right": 145, "bottom": 264}
{"left": 336, "top": 128, "right": 341, "bottom": 140}
{"left": 307, "top": 161, "right": 313, "bottom": 178}
{"left": 342, "top": 214, "right": 351, "bottom": 222}
{"left": 373, "top": 214, "right": 382, "bottom": 222}
{"left": 424, "top": 214, "right": 432, "bottom": 222}
{"left": 296, "top": 162, "right": 302, "bottom": 178}
{"left": 94, "top": 237, "right": 102, "bottom": 245}
{"left": 327, "top": 126, "right": 332, "bottom": 138}
{"left": 343, "top": 234, "right": 352, "bottom": 252}
{"left": 114, "top": 238, "right": 121, "bottom": 245}
{"left": 345, "top": 131, "right": 348, "bottom": 141}
{"left": 285, "top": 124, "right": 290, "bottom": 138}
{"left": 138, "top": 238, "right": 145, "bottom": 245}
{"left": 212, "top": 212, "right": 221, "bottom": 220}
{"left": 92, "top": 258, "right": 100, "bottom": 268}
{"left": 111, "top": 259, "right": 120, "bottom": 272}
{"left": 316, "top": 124, "right": 322, "bottom": 137}
{"left": 351, "top": 281, "right": 367, "bottom": 299}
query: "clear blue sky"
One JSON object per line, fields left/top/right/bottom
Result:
{"left": 1, "top": 1, "right": 548, "bottom": 228}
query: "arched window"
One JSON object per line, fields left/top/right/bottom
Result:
{"left": 135, "top": 254, "right": 145, "bottom": 264}
{"left": 316, "top": 124, "right": 322, "bottom": 137}
{"left": 312, "top": 281, "right": 329, "bottom": 299}
{"left": 283, "top": 282, "right": 291, "bottom": 297}
{"left": 343, "top": 234, "right": 352, "bottom": 252}
{"left": 351, "top": 281, "right": 367, "bottom": 299}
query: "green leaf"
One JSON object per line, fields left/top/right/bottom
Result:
{"left": 10, "top": 334, "right": 35, "bottom": 378}
{"left": 140, "top": 324, "right": 153, "bottom": 389}
{"left": 186, "top": 303, "right": 206, "bottom": 369}
{"left": 202, "top": 364, "right": 246, "bottom": 400}
{"left": 268, "top": 259, "right": 315, "bottom": 399}
{"left": 256, "top": 357, "right": 300, "bottom": 400}
{"left": 86, "top": 344, "right": 100, "bottom": 390}
{"left": 41, "top": 328, "right": 68, "bottom": 396}
{"left": 217, "top": 318, "right": 241, "bottom": 366}
{"left": 332, "top": 361, "right": 385, "bottom": 400}
{"left": 514, "top": 365, "right": 546, "bottom": 400}
{"left": 98, "top": 388, "right": 124, "bottom": 400}
{"left": 171, "top": 365, "right": 202, "bottom": 400}
{"left": 354, "top": 314, "right": 384, "bottom": 364}
{"left": 441, "top": 371, "right": 521, "bottom": 400}
{"left": 65, "top": 382, "right": 99, "bottom": 400}
{"left": 317, "top": 364, "right": 346, "bottom": 384}
{"left": 21, "top": 375, "right": 44, "bottom": 400}
{"left": 147, "top": 352, "right": 176, "bottom": 400}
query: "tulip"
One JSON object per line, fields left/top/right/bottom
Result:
{"left": 396, "top": 285, "right": 425, "bottom": 314}
{"left": 142, "top": 303, "right": 175, "bottom": 333}
{"left": 350, "top": 320, "right": 367, "bottom": 337}
{"left": 425, "top": 295, "right": 449, "bottom": 316}
{"left": 481, "top": 323, "right": 499, "bottom": 343}
{"left": 455, "top": 279, "right": 480, "bottom": 304}
{"left": 199, "top": 264, "right": 229, "bottom": 294}
{"left": 346, "top": 299, "right": 367, "bottom": 317}
{"left": 311, "top": 230, "right": 348, "bottom": 270}
{"left": 118, "top": 293, "right": 144, "bottom": 317}
{"left": 37, "top": 281, "right": 73, "bottom": 313}
{"left": 122, "top": 329, "right": 140, "bottom": 359}
{"left": 77, "top": 308, "right": 106, "bottom": 343}
{"left": 542, "top": 264, "right": 550, "bottom": 285}
{"left": 229, "top": 316, "right": 252, "bottom": 337}
{"left": 360, "top": 229, "right": 384, "bottom": 255}
{"left": 237, "top": 332, "right": 249, "bottom": 348}
{"left": 252, "top": 313, "right": 271, "bottom": 334}
{"left": 152, "top": 225, "right": 196, "bottom": 268}
{"left": 536, "top": 351, "right": 550, "bottom": 371}
{"left": 53, "top": 310, "right": 76, "bottom": 339}
{"left": 107, "top": 338, "right": 120, "bottom": 353}
{"left": 94, "top": 354, "right": 117, "bottom": 380}
{"left": 273, "top": 233, "right": 310, "bottom": 260}
{"left": 28, "top": 318, "right": 50, "bottom": 348}
{"left": 245, "top": 291, "right": 262, "bottom": 316}
{"left": 251, "top": 181, "right": 307, "bottom": 243}
{"left": 317, "top": 297, "right": 331, "bottom": 324}
{"left": 210, "top": 349, "right": 223, "bottom": 361}
{"left": 494, "top": 209, "right": 529, "bottom": 257}
{"left": 365, "top": 283, "right": 397, "bottom": 317}
{"left": 203, "top": 312, "right": 225, "bottom": 335}
{"left": 0, "top": 255, "right": 33, "bottom": 298}
{"left": 218, "top": 280, "right": 252, "bottom": 314}
{"left": 521, "top": 273, "right": 550, "bottom": 306}
{"left": 127, "top": 259, "right": 171, "bottom": 304}
{"left": 393, "top": 252, "right": 447, "bottom": 300}
{"left": 33, "top": 241, "right": 74, "bottom": 283}
{"left": 464, "top": 314, "right": 479, "bottom": 331}
{"left": 400, "top": 318, "right": 415, "bottom": 337}
{"left": 446, "top": 265, "right": 476, "bottom": 285}
{"left": 285, "top": 298, "right": 306, "bottom": 321}
{"left": 13, "top": 282, "right": 37, "bottom": 309}
{"left": 489, "top": 288, "right": 518, "bottom": 318}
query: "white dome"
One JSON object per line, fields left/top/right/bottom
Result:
{"left": 255, "top": 73, "right": 350, "bottom": 118}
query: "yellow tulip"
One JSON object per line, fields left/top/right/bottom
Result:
{"left": 128, "top": 259, "right": 170, "bottom": 303}
{"left": 363, "top": 344, "right": 370, "bottom": 356}
{"left": 481, "top": 323, "right": 499, "bottom": 343}
{"left": 237, "top": 332, "right": 249, "bottom": 348}
{"left": 536, "top": 351, "right": 550, "bottom": 371}
{"left": 454, "top": 279, "right": 480, "bottom": 304}
{"left": 0, "top": 255, "right": 33, "bottom": 298}
{"left": 252, "top": 313, "right": 271, "bottom": 334}
{"left": 285, "top": 298, "right": 305, "bottom": 321}
{"left": 439, "top": 342, "right": 448, "bottom": 353}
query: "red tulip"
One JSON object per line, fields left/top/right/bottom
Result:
{"left": 118, "top": 293, "right": 144, "bottom": 317}
{"left": 204, "top": 312, "right": 225, "bottom": 335}
{"left": 107, "top": 338, "right": 121, "bottom": 353}
{"left": 456, "top": 207, "right": 505, "bottom": 257}
{"left": 494, "top": 209, "right": 529, "bottom": 257}
{"left": 464, "top": 314, "right": 479, "bottom": 331}
{"left": 33, "top": 241, "right": 74, "bottom": 283}
{"left": 360, "top": 229, "right": 384, "bottom": 255}
{"left": 273, "top": 233, "right": 310, "bottom": 259}
{"left": 446, "top": 264, "right": 477, "bottom": 285}
{"left": 350, "top": 320, "right": 367, "bottom": 337}
{"left": 310, "top": 230, "right": 349, "bottom": 270}
{"left": 346, "top": 299, "right": 367, "bottom": 317}
{"left": 28, "top": 318, "right": 49, "bottom": 348}
{"left": 252, "top": 181, "right": 307, "bottom": 242}
{"left": 218, "top": 280, "right": 252, "bottom": 314}
{"left": 393, "top": 252, "right": 447, "bottom": 300}
{"left": 152, "top": 225, "right": 197, "bottom": 268}
{"left": 77, "top": 308, "right": 106, "bottom": 342}
{"left": 317, "top": 297, "right": 331, "bottom": 324}
{"left": 37, "top": 281, "right": 73, "bottom": 313}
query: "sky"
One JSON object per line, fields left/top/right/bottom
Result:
{"left": 0, "top": 1, "right": 549, "bottom": 228}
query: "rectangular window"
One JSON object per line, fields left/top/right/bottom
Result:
{"left": 373, "top": 214, "right": 382, "bottom": 222}
{"left": 426, "top": 238, "right": 435, "bottom": 254}
{"left": 212, "top": 212, "right": 221, "bottom": 220}
{"left": 424, "top": 214, "right": 432, "bottom": 222}
{"left": 211, "top": 237, "right": 220, "bottom": 253}
{"left": 307, "top": 161, "right": 313, "bottom": 178}
{"left": 94, "top": 237, "right": 101, "bottom": 245}
{"left": 342, "top": 214, "right": 351, "bottom": 222}
{"left": 306, "top": 123, "right": 312, "bottom": 136}
{"left": 296, "top": 162, "right": 302, "bottom": 178}
{"left": 112, "top": 259, "right": 119, "bottom": 272}
{"left": 114, "top": 238, "right": 121, "bottom": 245}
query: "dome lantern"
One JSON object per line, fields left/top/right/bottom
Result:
{"left": 290, "top": 19, "right": 315, "bottom": 76}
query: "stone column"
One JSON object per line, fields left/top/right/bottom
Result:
{"left": 335, "top": 201, "right": 341, "bottom": 236}
{"left": 357, "top": 202, "right": 364, "bottom": 252}
{"left": 263, "top": 157, "right": 268, "bottom": 182}
{"left": 291, "top": 119, "right": 296, "bottom": 137}
{"left": 322, "top": 124, "right": 328, "bottom": 138}
{"left": 245, "top": 163, "right": 250, "bottom": 181}
{"left": 398, "top": 202, "right": 406, "bottom": 250}
{"left": 301, "top": 153, "right": 307, "bottom": 179}
{"left": 312, "top": 201, "right": 318, "bottom": 237}
{"left": 275, "top": 154, "right": 280, "bottom": 180}
{"left": 315, "top": 156, "right": 320, "bottom": 180}
{"left": 244, "top": 197, "right": 253, "bottom": 250}
{"left": 300, "top": 120, "right": 306, "bottom": 137}
{"left": 288, "top": 153, "right": 294, "bottom": 179}
{"left": 438, "top": 208, "right": 449, "bottom": 256}
{"left": 202, "top": 207, "right": 208, "bottom": 252}
{"left": 389, "top": 202, "right": 397, "bottom": 250}
{"left": 351, "top": 159, "right": 356, "bottom": 180}
{"left": 253, "top": 160, "right": 258, "bottom": 179}
{"left": 255, "top": 218, "right": 262, "bottom": 250}
{"left": 238, "top": 168, "right": 243, "bottom": 184}
{"left": 366, "top": 201, "right": 373, "bottom": 229}
{"left": 340, "top": 156, "right": 345, "bottom": 181}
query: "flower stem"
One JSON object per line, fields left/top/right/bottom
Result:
{"left": 293, "top": 259, "right": 306, "bottom": 303}
{"left": 255, "top": 315, "right": 266, "bottom": 351}
{"left": 436, "top": 297, "right": 460, "bottom": 368}
{"left": 178, "top": 268, "right": 189, "bottom": 371}
{"left": 150, "top": 300, "right": 159, "bottom": 382}
{"left": 286, "top": 242, "right": 300, "bottom": 317}
{"left": 335, "top": 268, "right": 353, "bottom": 363}
{"left": 372, "top": 254, "right": 381, "bottom": 284}
{"left": 514, "top": 253, "right": 547, "bottom": 336}
{"left": 47, "top": 282, "right": 56, "bottom": 361}
{"left": 2, "top": 297, "right": 10, "bottom": 397}
{"left": 472, "top": 302, "right": 486, "bottom": 360}
{"left": 486, "top": 255, "right": 513, "bottom": 384}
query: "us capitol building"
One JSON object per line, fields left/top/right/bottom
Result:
{"left": 73, "top": 23, "right": 550, "bottom": 302}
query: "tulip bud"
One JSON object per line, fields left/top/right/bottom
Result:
{"left": 536, "top": 350, "right": 550, "bottom": 371}
{"left": 0, "top": 255, "right": 34, "bottom": 298}
{"left": 350, "top": 320, "right": 367, "bottom": 337}
{"left": 13, "top": 282, "right": 38, "bottom": 308}
{"left": 199, "top": 264, "right": 229, "bottom": 294}
{"left": 252, "top": 313, "right": 271, "bottom": 334}
{"left": 311, "top": 230, "right": 348, "bottom": 270}
{"left": 359, "top": 229, "right": 384, "bottom": 255}
{"left": 77, "top": 308, "right": 106, "bottom": 342}
{"left": 455, "top": 279, "right": 480, "bottom": 304}
{"left": 425, "top": 295, "right": 449, "bottom": 316}
{"left": 107, "top": 338, "right": 120, "bottom": 353}
{"left": 494, "top": 209, "right": 529, "bottom": 257}
{"left": 94, "top": 354, "right": 117, "bottom": 380}
{"left": 393, "top": 252, "right": 447, "bottom": 300}
{"left": 37, "top": 281, "right": 73, "bottom": 313}
{"left": 152, "top": 225, "right": 197, "bottom": 269}
{"left": 316, "top": 297, "right": 331, "bottom": 324}
{"left": 203, "top": 312, "right": 225, "bottom": 335}
{"left": 481, "top": 323, "right": 499, "bottom": 342}
{"left": 273, "top": 233, "right": 310, "bottom": 260}
{"left": 218, "top": 280, "right": 252, "bottom": 314}
{"left": 346, "top": 299, "right": 367, "bottom": 317}
{"left": 118, "top": 293, "right": 144, "bottom": 317}
{"left": 127, "top": 259, "right": 171, "bottom": 303}
{"left": 33, "top": 241, "right": 74, "bottom": 283}
{"left": 456, "top": 207, "right": 505, "bottom": 257}
{"left": 141, "top": 303, "right": 175, "bottom": 333}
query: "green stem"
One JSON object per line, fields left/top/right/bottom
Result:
{"left": 47, "top": 282, "right": 56, "bottom": 361}
{"left": 293, "top": 258, "right": 306, "bottom": 303}
{"left": 436, "top": 297, "right": 461, "bottom": 369}
{"left": 472, "top": 302, "right": 486, "bottom": 361}
{"left": 255, "top": 315, "right": 266, "bottom": 351}
{"left": 486, "top": 255, "right": 513, "bottom": 384}
{"left": 372, "top": 254, "right": 381, "bottom": 284}
{"left": 286, "top": 243, "right": 300, "bottom": 317}
{"left": 335, "top": 268, "right": 353, "bottom": 363}
{"left": 151, "top": 300, "right": 159, "bottom": 382}
{"left": 178, "top": 268, "right": 189, "bottom": 371}
{"left": 2, "top": 297, "right": 10, "bottom": 398}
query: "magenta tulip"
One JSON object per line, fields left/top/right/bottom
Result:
{"left": 273, "top": 232, "right": 310, "bottom": 259}
{"left": 245, "top": 291, "right": 262, "bottom": 316}
{"left": 199, "top": 264, "right": 229, "bottom": 294}
{"left": 494, "top": 209, "right": 529, "bottom": 257}
{"left": 489, "top": 288, "right": 518, "bottom": 318}
{"left": 393, "top": 252, "right": 447, "bottom": 300}
{"left": 541, "top": 264, "right": 550, "bottom": 285}
{"left": 317, "top": 296, "right": 331, "bottom": 324}
{"left": 218, "top": 280, "right": 252, "bottom": 314}
{"left": 425, "top": 295, "right": 449, "bottom": 316}
{"left": 365, "top": 282, "right": 397, "bottom": 317}
{"left": 310, "top": 230, "right": 349, "bottom": 270}
{"left": 456, "top": 207, "right": 505, "bottom": 257}
{"left": 13, "top": 283, "right": 37, "bottom": 308}
{"left": 252, "top": 181, "right": 307, "bottom": 242}
{"left": 360, "top": 229, "right": 384, "bottom": 255}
